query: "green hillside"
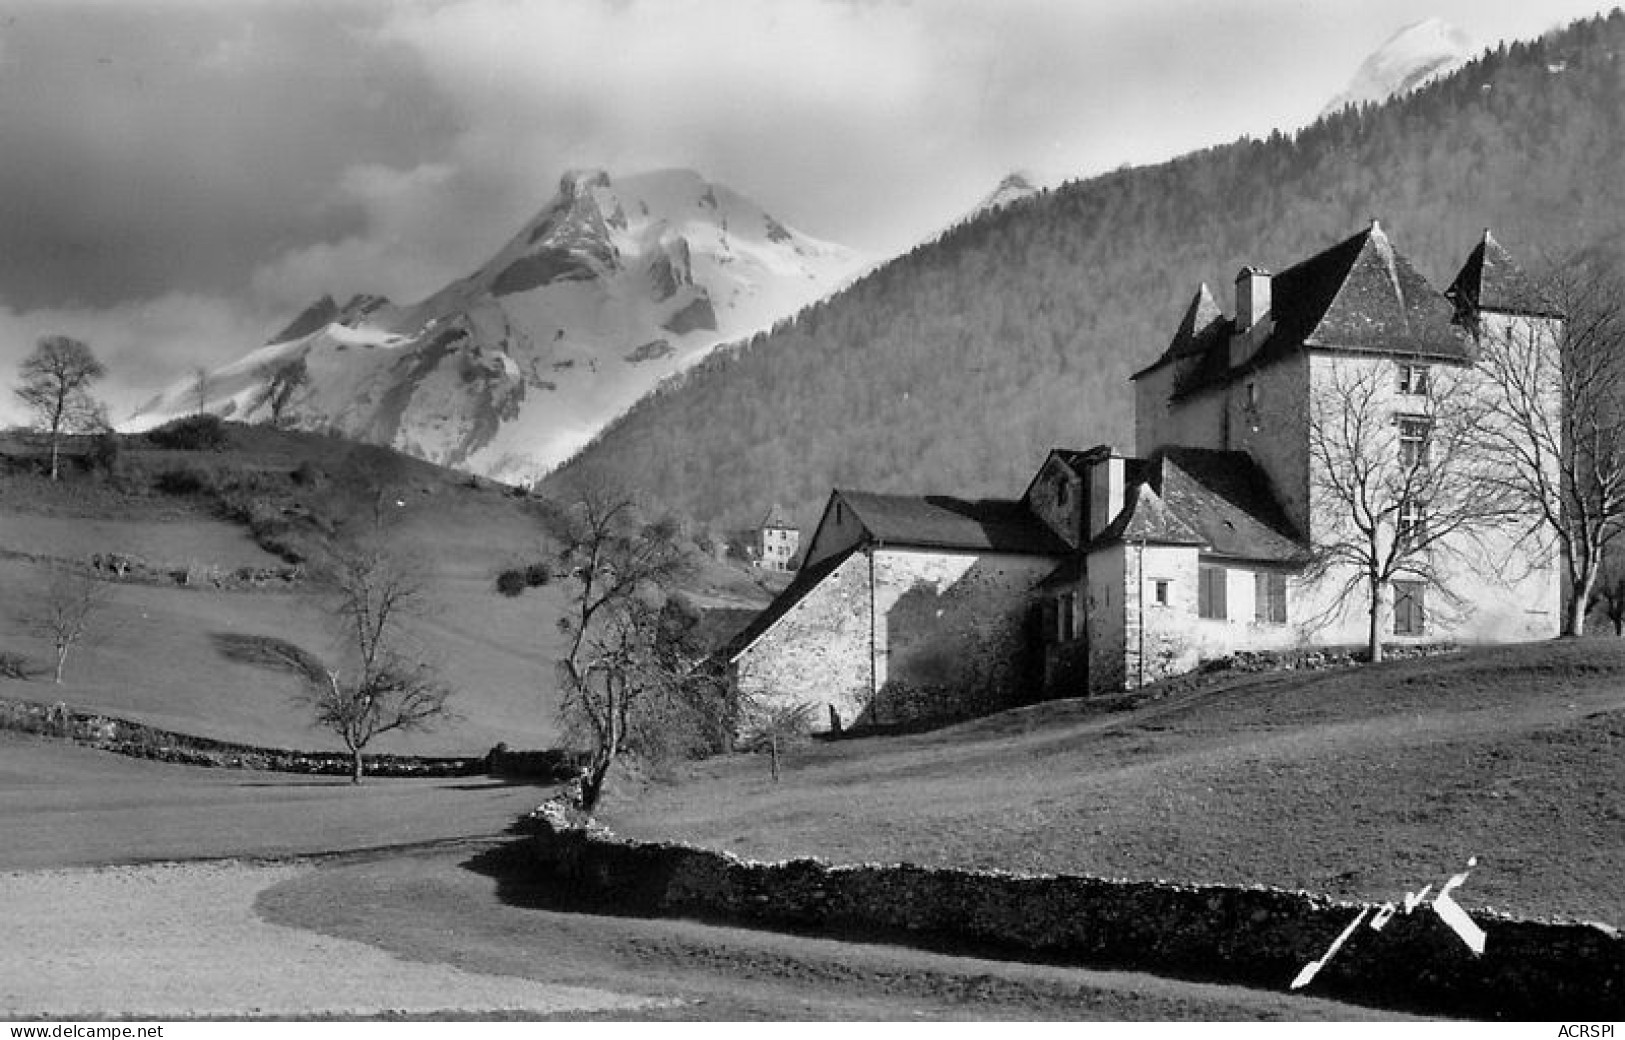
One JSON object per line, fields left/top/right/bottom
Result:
{"left": 0, "top": 422, "right": 770, "bottom": 755}
{"left": 549, "top": 9, "right": 1625, "bottom": 533}
{"left": 611, "top": 638, "right": 1625, "bottom": 925}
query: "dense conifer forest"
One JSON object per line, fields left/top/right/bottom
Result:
{"left": 548, "top": 10, "right": 1625, "bottom": 534}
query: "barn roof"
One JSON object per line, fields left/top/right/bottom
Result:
{"left": 837, "top": 490, "right": 1069, "bottom": 556}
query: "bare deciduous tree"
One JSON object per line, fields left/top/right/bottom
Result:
{"left": 25, "top": 563, "right": 106, "bottom": 684}
{"left": 191, "top": 365, "right": 212, "bottom": 416}
{"left": 1471, "top": 264, "right": 1625, "bottom": 636}
{"left": 214, "top": 538, "right": 454, "bottom": 782}
{"left": 737, "top": 700, "right": 815, "bottom": 782}
{"left": 505, "top": 486, "right": 724, "bottom": 810}
{"left": 14, "top": 336, "right": 107, "bottom": 480}
{"left": 1591, "top": 561, "right": 1625, "bottom": 637}
{"left": 1305, "top": 361, "right": 1519, "bottom": 662}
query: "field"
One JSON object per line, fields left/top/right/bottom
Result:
{"left": 609, "top": 639, "right": 1625, "bottom": 925}
{"left": 0, "top": 423, "right": 772, "bottom": 755}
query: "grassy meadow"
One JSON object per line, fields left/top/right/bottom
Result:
{"left": 0, "top": 423, "right": 769, "bottom": 757}
{"left": 608, "top": 639, "right": 1625, "bottom": 925}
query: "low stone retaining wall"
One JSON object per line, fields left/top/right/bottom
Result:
{"left": 525, "top": 801, "right": 1623, "bottom": 1019}
{"left": 0, "top": 696, "right": 580, "bottom": 780}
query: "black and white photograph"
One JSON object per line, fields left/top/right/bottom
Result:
{"left": 0, "top": 0, "right": 1622, "bottom": 1025}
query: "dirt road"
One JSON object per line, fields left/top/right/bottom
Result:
{"left": 0, "top": 843, "right": 1415, "bottom": 1021}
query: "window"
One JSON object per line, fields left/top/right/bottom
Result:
{"left": 1398, "top": 363, "right": 1431, "bottom": 395}
{"left": 1398, "top": 416, "right": 1431, "bottom": 468}
{"left": 1058, "top": 592, "right": 1075, "bottom": 642}
{"left": 1198, "top": 565, "right": 1228, "bottom": 620}
{"left": 1245, "top": 381, "right": 1258, "bottom": 408}
{"left": 1153, "top": 579, "right": 1170, "bottom": 606}
{"left": 1254, "top": 572, "right": 1287, "bottom": 624}
{"left": 1393, "top": 580, "right": 1426, "bottom": 635}
{"left": 1397, "top": 498, "right": 1427, "bottom": 543}
{"left": 1056, "top": 476, "right": 1069, "bottom": 508}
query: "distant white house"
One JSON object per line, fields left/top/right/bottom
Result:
{"left": 756, "top": 504, "right": 800, "bottom": 572}
{"left": 725, "top": 223, "right": 1563, "bottom": 730}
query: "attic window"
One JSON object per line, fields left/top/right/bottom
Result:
{"left": 1398, "top": 363, "right": 1430, "bottom": 396}
{"left": 1153, "top": 579, "right": 1170, "bottom": 606}
{"left": 1056, "top": 477, "right": 1069, "bottom": 507}
{"left": 1245, "top": 381, "right": 1258, "bottom": 408}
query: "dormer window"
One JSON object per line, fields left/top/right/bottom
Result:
{"left": 1397, "top": 363, "right": 1430, "bottom": 395}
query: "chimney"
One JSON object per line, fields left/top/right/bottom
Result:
{"left": 1086, "top": 451, "right": 1127, "bottom": 540}
{"left": 1235, "top": 266, "right": 1271, "bottom": 334}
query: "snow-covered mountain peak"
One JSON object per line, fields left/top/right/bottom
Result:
{"left": 1321, "top": 17, "right": 1479, "bottom": 118}
{"left": 126, "top": 168, "right": 866, "bottom": 484}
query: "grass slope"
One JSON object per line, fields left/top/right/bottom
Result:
{"left": 0, "top": 423, "right": 770, "bottom": 755}
{"left": 0, "top": 731, "right": 555, "bottom": 870}
{"left": 609, "top": 639, "right": 1625, "bottom": 924}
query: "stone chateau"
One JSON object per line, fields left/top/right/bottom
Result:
{"left": 723, "top": 223, "right": 1563, "bottom": 731}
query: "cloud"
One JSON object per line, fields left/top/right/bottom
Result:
{"left": 0, "top": 2, "right": 458, "bottom": 310}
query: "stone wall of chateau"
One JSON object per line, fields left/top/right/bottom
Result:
{"left": 1298, "top": 353, "right": 1562, "bottom": 649}
{"left": 527, "top": 803, "right": 1625, "bottom": 1020}
{"left": 1134, "top": 366, "right": 1227, "bottom": 459}
{"left": 732, "top": 547, "right": 1055, "bottom": 731}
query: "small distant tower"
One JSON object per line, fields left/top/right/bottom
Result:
{"left": 758, "top": 504, "right": 800, "bottom": 571}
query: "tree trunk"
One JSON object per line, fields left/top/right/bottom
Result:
{"left": 350, "top": 747, "right": 364, "bottom": 784}
{"left": 48, "top": 431, "right": 61, "bottom": 482}
{"left": 578, "top": 751, "right": 614, "bottom": 811}
{"left": 1566, "top": 564, "right": 1600, "bottom": 638}
{"left": 53, "top": 644, "right": 67, "bottom": 684}
{"left": 769, "top": 732, "right": 780, "bottom": 783}
{"left": 1367, "top": 578, "right": 1385, "bottom": 664}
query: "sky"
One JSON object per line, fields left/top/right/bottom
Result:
{"left": 0, "top": 0, "right": 1618, "bottom": 424}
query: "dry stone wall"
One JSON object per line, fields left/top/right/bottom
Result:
{"left": 527, "top": 802, "right": 1624, "bottom": 1020}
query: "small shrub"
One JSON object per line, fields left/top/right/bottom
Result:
{"left": 0, "top": 652, "right": 38, "bottom": 681}
{"left": 146, "top": 414, "right": 228, "bottom": 451}
{"left": 82, "top": 432, "right": 121, "bottom": 474}
{"left": 290, "top": 460, "right": 321, "bottom": 487}
{"left": 154, "top": 466, "right": 214, "bottom": 496}
{"left": 496, "top": 562, "right": 553, "bottom": 597}
{"left": 495, "top": 568, "right": 528, "bottom": 597}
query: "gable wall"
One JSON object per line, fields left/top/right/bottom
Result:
{"left": 732, "top": 550, "right": 875, "bottom": 733}
{"left": 733, "top": 546, "right": 1058, "bottom": 732}
{"left": 802, "top": 494, "right": 867, "bottom": 568}
{"left": 1025, "top": 457, "right": 1084, "bottom": 548}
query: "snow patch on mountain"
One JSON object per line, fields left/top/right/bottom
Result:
{"left": 1321, "top": 17, "right": 1480, "bottom": 118}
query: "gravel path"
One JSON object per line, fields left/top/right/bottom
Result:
{"left": 0, "top": 860, "right": 665, "bottom": 1019}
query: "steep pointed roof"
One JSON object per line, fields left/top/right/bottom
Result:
{"left": 1151, "top": 448, "right": 1307, "bottom": 563}
{"left": 1253, "top": 220, "right": 1468, "bottom": 365}
{"left": 1446, "top": 229, "right": 1562, "bottom": 318}
{"left": 1131, "top": 283, "right": 1232, "bottom": 379}
{"left": 761, "top": 503, "right": 793, "bottom": 529}
{"left": 1100, "top": 482, "right": 1206, "bottom": 546}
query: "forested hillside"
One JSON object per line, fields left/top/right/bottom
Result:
{"left": 548, "top": 10, "right": 1625, "bottom": 533}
